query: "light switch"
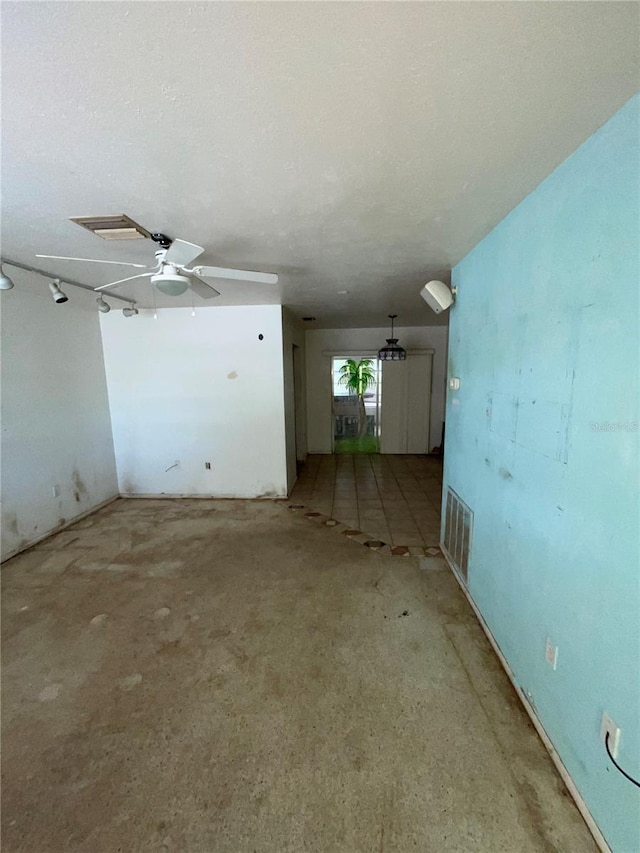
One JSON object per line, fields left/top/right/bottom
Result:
{"left": 449, "top": 377, "right": 461, "bottom": 390}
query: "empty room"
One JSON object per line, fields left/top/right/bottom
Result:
{"left": 1, "top": 2, "right": 638, "bottom": 852}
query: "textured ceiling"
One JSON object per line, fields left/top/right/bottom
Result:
{"left": 2, "top": 2, "right": 638, "bottom": 327}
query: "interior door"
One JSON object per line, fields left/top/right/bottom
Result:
{"left": 380, "top": 353, "right": 433, "bottom": 454}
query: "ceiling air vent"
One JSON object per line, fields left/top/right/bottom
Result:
{"left": 69, "top": 214, "right": 150, "bottom": 241}
{"left": 442, "top": 487, "right": 473, "bottom": 584}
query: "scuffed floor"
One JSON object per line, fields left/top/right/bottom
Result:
{"left": 2, "top": 498, "right": 596, "bottom": 852}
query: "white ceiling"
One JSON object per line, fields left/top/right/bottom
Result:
{"left": 2, "top": 2, "right": 638, "bottom": 327}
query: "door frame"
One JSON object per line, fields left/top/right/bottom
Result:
{"left": 323, "top": 348, "right": 435, "bottom": 455}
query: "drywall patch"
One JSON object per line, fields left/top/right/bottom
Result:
{"left": 489, "top": 392, "right": 518, "bottom": 442}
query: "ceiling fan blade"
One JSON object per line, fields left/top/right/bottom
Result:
{"left": 164, "top": 239, "right": 204, "bottom": 267}
{"left": 195, "top": 265, "right": 278, "bottom": 285}
{"left": 36, "top": 254, "right": 149, "bottom": 268}
{"left": 94, "top": 272, "right": 153, "bottom": 291}
{"left": 190, "top": 276, "right": 220, "bottom": 300}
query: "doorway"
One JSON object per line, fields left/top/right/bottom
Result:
{"left": 331, "top": 356, "right": 381, "bottom": 453}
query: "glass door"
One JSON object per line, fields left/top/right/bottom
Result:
{"left": 331, "top": 356, "right": 381, "bottom": 453}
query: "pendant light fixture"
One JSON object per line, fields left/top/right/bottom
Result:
{"left": 378, "top": 314, "right": 406, "bottom": 361}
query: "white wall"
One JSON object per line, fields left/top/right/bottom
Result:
{"left": 1, "top": 267, "right": 118, "bottom": 560}
{"left": 282, "top": 308, "right": 307, "bottom": 493}
{"left": 100, "top": 305, "right": 288, "bottom": 498}
{"left": 305, "top": 325, "right": 448, "bottom": 453}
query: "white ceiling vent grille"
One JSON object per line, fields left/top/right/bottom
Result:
{"left": 442, "top": 487, "right": 473, "bottom": 583}
{"left": 70, "top": 214, "right": 150, "bottom": 241}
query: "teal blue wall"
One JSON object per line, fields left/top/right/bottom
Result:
{"left": 444, "top": 95, "right": 639, "bottom": 852}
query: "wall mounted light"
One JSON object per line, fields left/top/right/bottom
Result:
{"left": 96, "top": 296, "right": 111, "bottom": 313}
{"left": 122, "top": 304, "right": 139, "bottom": 317}
{"left": 378, "top": 314, "right": 407, "bottom": 361}
{"left": 49, "top": 279, "right": 69, "bottom": 304}
{"left": 0, "top": 265, "right": 15, "bottom": 290}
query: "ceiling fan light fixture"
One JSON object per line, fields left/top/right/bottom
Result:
{"left": 378, "top": 314, "right": 407, "bottom": 361}
{"left": 151, "top": 270, "right": 190, "bottom": 296}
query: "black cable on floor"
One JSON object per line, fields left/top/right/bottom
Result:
{"left": 605, "top": 732, "right": 640, "bottom": 789}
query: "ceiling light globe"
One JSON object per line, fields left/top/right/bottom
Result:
{"left": 151, "top": 271, "right": 190, "bottom": 296}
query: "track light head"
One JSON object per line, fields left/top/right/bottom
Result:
{"left": 122, "top": 304, "right": 138, "bottom": 317}
{"left": 49, "top": 279, "right": 68, "bottom": 304}
{"left": 96, "top": 296, "right": 111, "bottom": 313}
{"left": 0, "top": 265, "right": 15, "bottom": 290}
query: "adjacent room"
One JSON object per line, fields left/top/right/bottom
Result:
{"left": 1, "top": 3, "right": 638, "bottom": 852}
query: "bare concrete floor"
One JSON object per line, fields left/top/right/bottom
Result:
{"left": 2, "top": 499, "right": 596, "bottom": 852}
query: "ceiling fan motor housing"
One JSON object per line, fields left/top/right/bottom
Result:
{"left": 150, "top": 232, "right": 172, "bottom": 249}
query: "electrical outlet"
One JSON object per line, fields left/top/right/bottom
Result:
{"left": 600, "top": 712, "right": 621, "bottom": 759}
{"left": 545, "top": 637, "right": 558, "bottom": 670}
{"left": 52, "top": 485, "right": 61, "bottom": 498}
{"left": 205, "top": 462, "right": 211, "bottom": 470}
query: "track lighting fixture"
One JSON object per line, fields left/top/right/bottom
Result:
{"left": 49, "top": 279, "right": 69, "bottom": 304}
{"left": 96, "top": 296, "right": 111, "bottom": 313}
{"left": 0, "top": 265, "right": 15, "bottom": 290}
{"left": 122, "top": 304, "right": 139, "bottom": 317}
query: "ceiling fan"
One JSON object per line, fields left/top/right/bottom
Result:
{"left": 36, "top": 233, "right": 279, "bottom": 300}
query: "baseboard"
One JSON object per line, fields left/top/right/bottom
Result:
{"left": 440, "top": 549, "right": 612, "bottom": 853}
{"left": 1, "top": 495, "right": 120, "bottom": 564}
{"left": 119, "top": 492, "right": 287, "bottom": 500}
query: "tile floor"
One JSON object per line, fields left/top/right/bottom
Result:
{"left": 290, "top": 454, "right": 443, "bottom": 547}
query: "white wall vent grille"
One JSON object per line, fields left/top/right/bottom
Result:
{"left": 443, "top": 487, "right": 473, "bottom": 583}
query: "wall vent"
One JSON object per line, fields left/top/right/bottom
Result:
{"left": 70, "top": 214, "right": 150, "bottom": 240}
{"left": 442, "top": 487, "right": 473, "bottom": 583}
